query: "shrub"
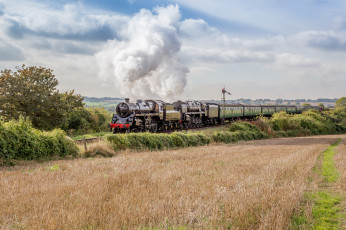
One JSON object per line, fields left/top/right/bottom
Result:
{"left": 170, "top": 133, "right": 187, "bottom": 148}
{"left": 0, "top": 118, "right": 78, "bottom": 161}
{"left": 196, "top": 133, "right": 212, "bottom": 145}
{"left": 229, "top": 121, "right": 267, "bottom": 139}
{"left": 262, "top": 110, "right": 344, "bottom": 137}
{"left": 105, "top": 132, "right": 211, "bottom": 152}
{"left": 105, "top": 134, "right": 129, "bottom": 151}
{"left": 63, "top": 107, "right": 113, "bottom": 135}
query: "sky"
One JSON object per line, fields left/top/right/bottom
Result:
{"left": 0, "top": 0, "right": 345, "bottom": 100}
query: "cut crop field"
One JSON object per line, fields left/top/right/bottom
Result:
{"left": 1, "top": 134, "right": 345, "bottom": 229}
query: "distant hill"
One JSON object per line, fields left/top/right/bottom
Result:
{"left": 83, "top": 97, "right": 124, "bottom": 112}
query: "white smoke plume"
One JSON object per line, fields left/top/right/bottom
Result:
{"left": 96, "top": 5, "right": 189, "bottom": 101}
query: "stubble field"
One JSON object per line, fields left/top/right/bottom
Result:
{"left": 1, "top": 134, "right": 345, "bottom": 229}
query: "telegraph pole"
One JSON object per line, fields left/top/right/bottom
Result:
{"left": 222, "top": 87, "right": 231, "bottom": 125}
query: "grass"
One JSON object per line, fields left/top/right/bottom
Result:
{"left": 311, "top": 191, "right": 342, "bottom": 229}
{"left": 71, "top": 131, "right": 110, "bottom": 140}
{"left": 189, "top": 125, "right": 228, "bottom": 136}
{"left": 83, "top": 142, "right": 117, "bottom": 158}
{"left": 1, "top": 134, "right": 343, "bottom": 229}
{"left": 291, "top": 138, "right": 344, "bottom": 229}
{"left": 321, "top": 139, "right": 341, "bottom": 183}
{"left": 84, "top": 101, "right": 118, "bottom": 111}
{"left": 311, "top": 139, "right": 343, "bottom": 229}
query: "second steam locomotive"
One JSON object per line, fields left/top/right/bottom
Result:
{"left": 109, "top": 98, "right": 321, "bottom": 133}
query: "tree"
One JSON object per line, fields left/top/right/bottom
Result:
{"left": 302, "top": 103, "right": 311, "bottom": 107}
{"left": 335, "top": 97, "right": 346, "bottom": 108}
{"left": 275, "top": 98, "right": 283, "bottom": 105}
{"left": 318, "top": 103, "right": 325, "bottom": 109}
{"left": 0, "top": 65, "right": 83, "bottom": 130}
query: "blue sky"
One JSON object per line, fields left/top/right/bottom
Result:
{"left": 0, "top": 0, "right": 345, "bottom": 100}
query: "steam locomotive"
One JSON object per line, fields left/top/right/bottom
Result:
{"left": 109, "top": 98, "right": 321, "bottom": 133}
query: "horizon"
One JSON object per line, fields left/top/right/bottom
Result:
{"left": 83, "top": 96, "right": 339, "bottom": 101}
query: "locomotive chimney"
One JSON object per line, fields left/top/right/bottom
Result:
{"left": 125, "top": 98, "right": 130, "bottom": 103}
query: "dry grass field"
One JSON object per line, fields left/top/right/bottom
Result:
{"left": 0, "top": 134, "right": 345, "bottom": 229}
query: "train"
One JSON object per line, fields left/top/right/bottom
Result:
{"left": 108, "top": 98, "right": 322, "bottom": 133}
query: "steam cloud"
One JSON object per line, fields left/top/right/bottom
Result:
{"left": 96, "top": 5, "right": 189, "bottom": 101}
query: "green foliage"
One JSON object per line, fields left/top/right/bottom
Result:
{"left": 212, "top": 108, "right": 345, "bottom": 144}
{"left": 63, "top": 107, "right": 113, "bottom": 135}
{"left": 265, "top": 110, "right": 344, "bottom": 137}
{"left": 212, "top": 131, "right": 235, "bottom": 143}
{"left": 106, "top": 132, "right": 211, "bottom": 152}
{"left": 211, "top": 121, "right": 267, "bottom": 144}
{"left": 0, "top": 118, "right": 78, "bottom": 161}
{"left": 325, "top": 107, "right": 346, "bottom": 132}
{"left": 335, "top": 97, "right": 346, "bottom": 108}
{"left": 105, "top": 134, "right": 129, "bottom": 151}
{"left": 0, "top": 65, "right": 84, "bottom": 130}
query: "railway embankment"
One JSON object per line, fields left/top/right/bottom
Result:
{"left": 101, "top": 109, "right": 345, "bottom": 155}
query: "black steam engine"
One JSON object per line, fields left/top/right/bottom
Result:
{"left": 109, "top": 98, "right": 220, "bottom": 133}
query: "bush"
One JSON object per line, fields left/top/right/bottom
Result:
{"left": 229, "top": 121, "right": 267, "bottom": 139}
{"left": 212, "top": 131, "right": 233, "bottom": 143}
{"left": 105, "top": 132, "right": 211, "bottom": 152}
{"left": 265, "top": 110, "right": 342, "bottom": 136}
{"left": 0, "top": 118, "right": 78, "bottom": 161}
{"left": 63, "top": 107, "right": 112, "bottom": 136}
{"left": 105, "top": 134, "right": 129, "bottom": 151}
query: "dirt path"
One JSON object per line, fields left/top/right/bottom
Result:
{"left": 1, "top": 134, "right": 345, "bottom": 229}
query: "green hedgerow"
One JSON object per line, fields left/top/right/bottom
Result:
{"left": 105, "top": 134, "right": 129, "bottom": 151}
{"left": 0, "top": 118, "right": 78, "bottom": 161}
{"left": 106, "top": 132, "right": 211, "bottom": 152}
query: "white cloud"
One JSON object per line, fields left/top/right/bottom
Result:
{"left": 182, "top": 47, "right": 274, "bottom": 63}
{"left": 1, "top": 0, "right": 127, "bottom": 39}
{"left": 295, "top": 30, "right": 346, "bottom": 51}
{"left": 275, "top": 53, "right": 320, "bottom": 68}
{"left": 180, "top": 19, "right": 230, "bottom": 46}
